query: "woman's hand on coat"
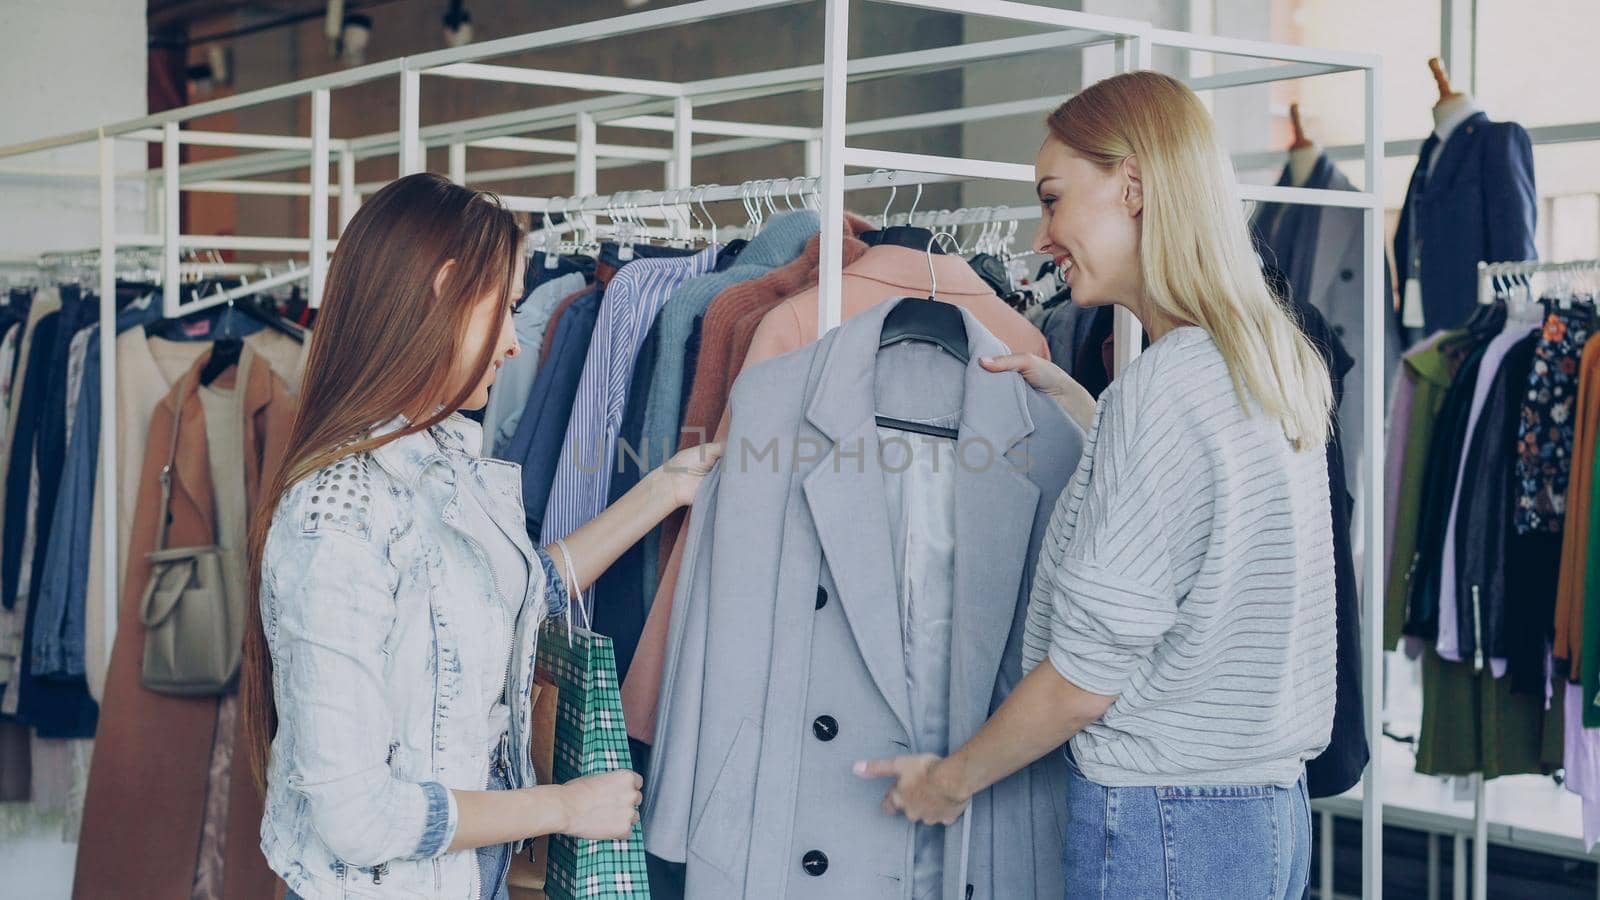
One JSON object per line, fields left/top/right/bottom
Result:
{"left": 854, "top": 754, "right": 969, "bottom": 827}
{"left": 555, "top": 770, "right": 644, "bottom": 840}
{"left": 980, "top": 353, "right": 1096, "bottom": 431}
{"left": 653, "top": 442, "right": 725, "bottom": 508}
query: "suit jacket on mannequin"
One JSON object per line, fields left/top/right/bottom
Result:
{"left": 1393, "top": 110, "right": 1537, "bottom": 333}
{"left": 644, "top": 299, "right": 1083, "bottom": 900}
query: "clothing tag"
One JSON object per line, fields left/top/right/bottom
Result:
{"left": 181, "top": 318, "right": 212, "bottom": 338}
{"left": 1402, "top": 279, "right": 1426, "bottom": 329}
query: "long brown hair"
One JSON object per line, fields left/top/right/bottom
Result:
{"left": 242, "top": 172, "right": 522, "bottom": 788}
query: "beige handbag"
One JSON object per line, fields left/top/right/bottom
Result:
{"left": 139, "top": 349, "right": 252, "bottom": 696}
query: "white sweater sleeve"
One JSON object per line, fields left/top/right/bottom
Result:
{"left": 1039, "top": 375, "right": 1196, "bottom": 697}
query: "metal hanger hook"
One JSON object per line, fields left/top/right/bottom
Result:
{"left": 877, "top": 170, "right": 897, "bottom": 227}
{"left": 924, "top": 230, "right": 965, "bottom": 300}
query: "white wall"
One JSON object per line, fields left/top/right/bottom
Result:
{"left": 0, "top": 0, "right": 147, "bottom": 258}
{"left": 0, "top": 4, "right": 144, "bottom": 895}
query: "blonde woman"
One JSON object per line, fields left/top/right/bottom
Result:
{"left": 856, "top": 72, "right": 1337, "bottom": 898}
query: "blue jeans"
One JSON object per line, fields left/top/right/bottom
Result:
{"left": 1063, "top": 760, "right": 1311, "bottom": 900}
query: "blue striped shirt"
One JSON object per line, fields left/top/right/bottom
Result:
{"left": 541, "top": 245, "right": 719, "bottom": 544}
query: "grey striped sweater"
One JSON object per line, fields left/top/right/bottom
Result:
{"left": 1022, "top": 326, "right": 1336, "bottom": 788}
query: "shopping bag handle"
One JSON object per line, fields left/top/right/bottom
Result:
{"left": 553, "top": 538, "right": 591, "bottom": 642}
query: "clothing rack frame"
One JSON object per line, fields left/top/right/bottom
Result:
{"left": 0, "top": 3, "right": 1388, "bottom": 895}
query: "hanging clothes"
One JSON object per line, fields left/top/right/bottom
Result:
{"left": 1383, "top": 331, "right": 1476, "bottom": 648}
{"left": 638, "top": 210, "right": 821, "bottom": 482}
{"left": 1556, "top": 335, "right": 1600, "bottom": 678}
{"left": 1250, "top": 148, "right": 1401, "bottom": 478}
{"left": 0, "top": 288, "right": 60, "bottom": 693}
{"left": 75, "top": 346, "right": 294, "bottom": 900}
{"left": 1578, "top": 390, "right": 1600, "bottom": 725}
{"left": 1562, "top": 682, "right": 1600, "bottom": 851}
{"left": 1515, "top": 306, "right": 1595, "bottom": 534}
{"left": 681, "top": 216, "right": 876, "bottom": 451}
{"left": 542, "top": 244, "right": 719, "bottom": 545}
{"left": 1402, "top": 341, "right": 1491, "bottom": 643}
{"left": 623, "top": 222, "right": 873, "bottom": 742}
{"left": 1288, "top": 300, "right": 1369, "bottom": 798}
{"left": 627, "top": 211, "right": 823, "bottom": 596}
{"left": 1381, "top": 333, "right": 1439, "bottom": 638}
{"left": 1031, "top": 290, "right": 1081, "bottom": 375}
{"left": 505, "top": 285, "right": 603, "bottom": 539}
{"left": 30, "top": 298, "right": 158, "bottom": 682}
{"left": 3, "top": 288, "right": 99, "bottom": 736}
{"left": 1413, "top": 326, "right": 1565, "bottom": 778}
{"left": 536, "top": 282, "right": 593, "bottom": 369}
{"left": 1452, "top": 331, "right": 1540, "bottom": 678}
{"left": 480, "top": 270, "right": 585, "bottom": 458}
{"left": 1436, "top": 322, "right": 1540, "bottom": 669}
{"left": 643, "top": 299, "right": 1082, "bottom": 900}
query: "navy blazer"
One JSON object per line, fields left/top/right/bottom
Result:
{"left": 1394, "top": 111, "right": 1537, "bottom": 333}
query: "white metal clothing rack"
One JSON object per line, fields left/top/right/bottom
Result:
{"left": 0, "top": 2, "right": 1387, "bottom": 894}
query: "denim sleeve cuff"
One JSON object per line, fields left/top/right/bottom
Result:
{"left": 414, "top": 781, "right": 457, "bottom": 858}
{"left": 534, "top": 546, "right": 568, "bottom": 617}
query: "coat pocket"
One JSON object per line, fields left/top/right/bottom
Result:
{"left": 688, "top": 717, "right": 758, "bottom": 878}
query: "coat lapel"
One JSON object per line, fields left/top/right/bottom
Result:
{"left": 800, "top": 301, "right": 916, "bottom": 736}
{"left": 1425, "top": 111, "right": 1486, "bottom": 193}
{"left": 803, "top": 419, "right": 915, "bottom": 736}
{"left": 948, "top": 329, "right": 1040, "bottom": 745}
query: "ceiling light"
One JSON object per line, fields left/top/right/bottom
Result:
{"left": 340, "top": 13, "right": 372, "bottom": 67}
{"left": 442, "top": 0, "right": 473, "bottom": 48}
{"left": 186, "top": 63, "right": 216, "bottom": 98}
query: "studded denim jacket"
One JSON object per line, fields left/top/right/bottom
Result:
{"left": 258, "top": 414, "right": 566, "bottom": 899}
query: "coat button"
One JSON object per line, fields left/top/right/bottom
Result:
{"left": 812, "top": 715, "right": 838, "bottom": 741}
{"left": 1340, "top": 268, "right": 1354, "bottom": 282}
{"left": 815, "top": 587, "right": 828, "bottom": 610}
{"left": 802, "top": 850, "right": 828, "bottom": 876}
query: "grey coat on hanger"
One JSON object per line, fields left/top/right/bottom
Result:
{"left": 642, "top": 298, "right": 1083, "bottom": 900}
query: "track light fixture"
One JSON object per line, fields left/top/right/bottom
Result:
{"left": 340, "top": 13, "right": 372, "bottom": 67}
{"left": 443, "top": 0, "right": 473, "bottom": 48}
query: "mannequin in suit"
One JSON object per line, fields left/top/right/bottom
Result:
{"left": 1394, "top": 58, "right": 1537, "bottom": 336}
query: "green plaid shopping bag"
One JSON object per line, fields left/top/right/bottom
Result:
{"left": 536, "top": 610, "right": 651, "bottom": 900}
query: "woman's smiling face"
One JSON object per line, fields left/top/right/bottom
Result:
{"left": 1031, "top": 136, "right": 1145, "bottom": 309}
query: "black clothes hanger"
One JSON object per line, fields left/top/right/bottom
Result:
{"left": 876, "top": 299, "right": 968, "bottom": 440}
{"left": 863, "top": 225, "right": 946, "bottom": 253}
{"left": 714, "top": 239, "right": 749, "bottom": 272}
{"left": 1465, "top": 296, "right": 1507, "bottom": 340}
{"left": 235, "top": 295, "right": 305, "bottom": 343}
{"left": 967, "top": 253, "right": 1011, "bottom": 297}
{"left": 875, "top": 234, "right": 971, "bottom": 441}
{"left": 199, "top": 337, "right": 243, "bottom": 387}
{"left": 879, "top": 296, "right": 970, "bottom": 363}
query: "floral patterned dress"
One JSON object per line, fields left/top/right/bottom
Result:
{"left": 1516, "top": 305, "right": 1595, "bottom": 534}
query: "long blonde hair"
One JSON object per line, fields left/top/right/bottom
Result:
{"left": 1047, "top": 71, "right": 1332, "bottom": 451}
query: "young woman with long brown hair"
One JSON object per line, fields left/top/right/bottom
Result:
{"left": 242, "top": 173, "right": 721, "bottom": 899}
